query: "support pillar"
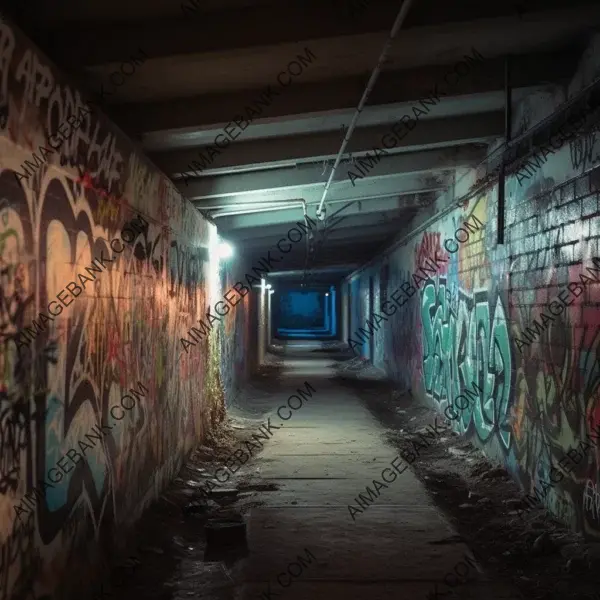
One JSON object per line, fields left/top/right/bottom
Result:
{"left": 341, "top": 282, "right": 349, "bottom": 342}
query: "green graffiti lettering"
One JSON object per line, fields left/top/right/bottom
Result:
{"left": 421, "top": 277, "right": 513, "bottom": 450}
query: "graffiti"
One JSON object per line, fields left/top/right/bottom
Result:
{"left": 570, "top": 127, "right": 600, "bottom": 174}
{"left": 220, "top": 266, "right": 250, "bottom": 406}
{"left": 455, "top": 196, "right": 490, "bottom": 290}
{"left": 0, "top": 205, "right": 33, "bottom": 385}
{"left": 96, "top": 196, "right": 120, "bottom": 226}
{"left": 414, "top": 232, "right": 447, "bottom": 277}
{"left": 0, "top": 16, "right": 227, "bottom": 600}
{"left": 0, "top": 396, "right": 29, "bottom": 494}
{"left": 421, "top": 278, "right": 513, "bottom": 449}
{"left": 2, "top": 19, "right": 130, "bottom": 194}
{"left": 352, "top": 92, "right": 600, "bottom": 535}
{"left": 0, "top": 512, "right": 41, "bottom": 600}
{"left": 0, "top": 20, "right": 15, "bottom": 133}
{"left": 169, "top": 239, "right": 206, "bottom": 299}
{"left": 381, "top": 265, "right": 420, "bottom": 385}
{"left": 583, "top": 479, "right": 600, "bottom": 521}
{"left": 508, "top": 249, "right": 600, "bottom": 533}
{"left": 62, "top": 504, "right": 86, "bottom": 538}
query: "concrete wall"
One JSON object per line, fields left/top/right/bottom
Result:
{"left": 0, "top": 18, "right": 234, "bottom": 600}
{"left": 219, "top": 257, "right": 254, "bottom": 407}
{"left": 345, "top": 34, "right": 600, "bottom": 536}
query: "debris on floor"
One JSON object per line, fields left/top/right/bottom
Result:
{"left": 333, "top": 357, "right": 388, "bottom": 380}
{"left": 343, "top": 364, "right": 600, "bottom": 600}
{"left": 93, "top": 379, "right": 277, "bottom": 600}
{"left": 205, "top": 515, "right": 247, "bottom": 550}
{"left": 237, "top": 482, "right": 279, "bottom": 492}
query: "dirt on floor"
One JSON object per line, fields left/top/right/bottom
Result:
{"left": 332, "top": 367, "right": 600, "bottom": 600}
{"left": 88, "top": 358, "right": 286, "bottom": 600}
{"left": 85, "top": 350, "right": 600, "bottom": 600}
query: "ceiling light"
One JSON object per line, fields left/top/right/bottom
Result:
{"left": 217, "top": 241, "right": 234, "bottom": 259}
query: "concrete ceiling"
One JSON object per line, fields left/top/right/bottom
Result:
{"left": 7, "top": 0, "right": 600, "bottom": 283}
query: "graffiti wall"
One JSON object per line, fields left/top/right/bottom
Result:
{"left": 420, "top": 274, "right": 513, "bottom": 452}
{"left": 220, "top": 260, "right": 252, "bottom": 407}
{"left": 0, "top": 18, "right": 231, "bottom": 600}
{"left": 345, "top": 33, "right": 600, "bottom": 536}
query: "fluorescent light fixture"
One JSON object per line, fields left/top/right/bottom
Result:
{"left": 218, "top": 241, "right": 234, "bottom": 259}
{"left": 266, "top": 284, "right": 272, "bottom": 290}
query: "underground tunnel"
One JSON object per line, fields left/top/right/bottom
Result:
{"left": 2, "top": 0, "right": 600, "bottom": 599}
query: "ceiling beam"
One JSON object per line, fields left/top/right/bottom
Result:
{"left": 225, "top": 217, "right": 408, "bottom": 248}
{"left": 195, "top": 191, "right": 436, "bottom": 211}
{"left": 315, "top": 222, "right": 406, "bottom": 240}
{"left": 37, "top": 1, "right": 398, "bottom": 65}
{"left": 194, "top": 175, "right": 442, "bottom": 206}
{"left": 272, "top": 264, "right": 360, "bottom": 276}
{"left": 185, "top": 146, "right": 482, "bottom": 199}
{"left": 33, "top": 0, "right": 592, "bottom": 66}
{"left": 221, "top": 199, "right": 424, "bottom": 239}
{"left": 89, "top": 8, "right": 598, "bottom": 106}
{"left": 159, "top": 113, "right": 503, "bottom": 178}
{"left": 216, "top": 196, "right": 422, "bottom": 230}
{"left": 117, "top": 49, "right": 574, "bottom": 135}
{"left": 309, "top": 243, "right": 385, "bottom": 262}
{"left": 210, "top": 186, "right": 442, "bottom": 225}
{"left": 212, "top": 180, "right": 445, "bottom": 228}
{"left": 269, "top": 266, "right": 358, "bottom": 278}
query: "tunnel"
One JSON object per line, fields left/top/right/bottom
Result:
{"left": 1, "top": 1, "right": 600, "bottom": 599}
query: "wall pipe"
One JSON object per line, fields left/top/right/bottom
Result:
{"left": 315, "top": 0, "right": 416, "bottom": 220}
{"left": 344, "top": 70, "right": 600, "bottom": 282}
{"left": 497, "top": 55, "right": 511, "bottom": 245}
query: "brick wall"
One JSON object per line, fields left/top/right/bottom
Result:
{"left": 344, "top": 34, "right": 600, "bottom": 535}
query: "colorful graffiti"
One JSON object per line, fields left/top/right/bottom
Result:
{"left": 381, "top": 263, "right": 420, "bottom": 386}
{"left": 220, "top": 264, "right": 251, "bottom": 406}
{"left": 509, "top": 230, "right": 600, "bottom": 536}
{"left": 0, "top": 16, "right": 229, "bottom": 600}
{"left": 344, "top": 32, "right": 600, "bottom": 538}
{"left": 570, "top": 125, "right": 600, "bottom": 174}
{"left": 420, "top": 277, "right": 513, "bottom": 450}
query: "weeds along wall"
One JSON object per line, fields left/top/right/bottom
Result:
{"left": 345, "top": 33, "right": 600, "bottom": 536}
{"left": 0, "top": 18, "right": 232, "bottom": 600}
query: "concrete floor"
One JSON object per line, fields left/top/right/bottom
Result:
{"left": 228, "top": 351, "right": 522, "bottom": 600}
